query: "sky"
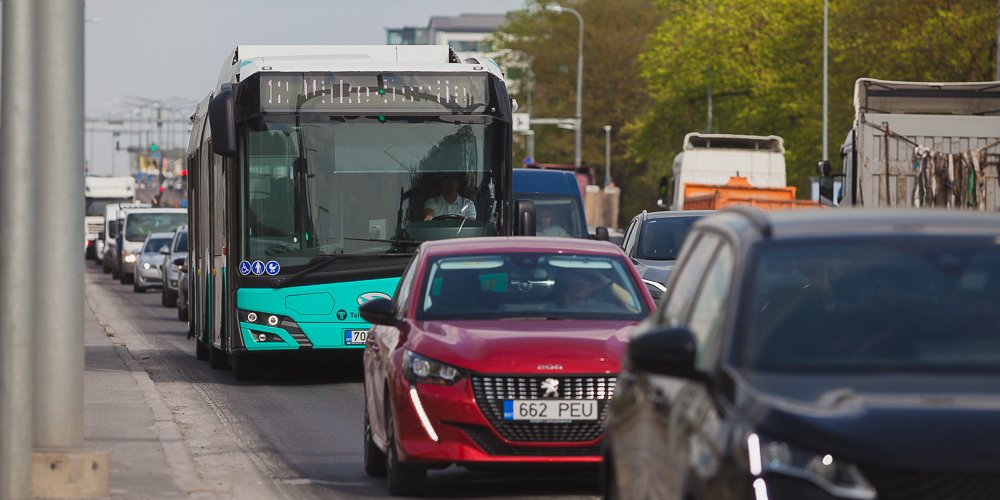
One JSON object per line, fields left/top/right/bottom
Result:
{"left": 84, "top": 0, "right": 526, "bottom": 176}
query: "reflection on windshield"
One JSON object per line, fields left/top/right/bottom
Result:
{"left": 417, "top": 253, "right": 647, "bottom": 320}
{"left": 742, "top": 237, "right": 1000, "bottom": 373}
{"left": 245, "top": 116, "right": 503, "bottom": 267}
{"left": 637, "top": 217, "right": 701, "bottom": 260}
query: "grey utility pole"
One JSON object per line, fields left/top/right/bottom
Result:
{"left": 996, "top": 0, "right": 1000, "bottom": 80}
{"left": 546, "top": 3, "right": 584, "bottom": 167}
{"left": 0, "top": 0, "right": 37, "bottom": 498}
{"left": 34, "top": 0, "right": 86, "bottom": 449}
{"left": 31, "top": 2, "right": 108, "bottom": 493}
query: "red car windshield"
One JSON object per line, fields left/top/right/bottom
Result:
{"left": 416, "top": 252, "right": 648, "bottom": 320}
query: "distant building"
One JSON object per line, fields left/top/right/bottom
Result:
{"left": 386, "top": 13, "right": 506, "bottom": 61}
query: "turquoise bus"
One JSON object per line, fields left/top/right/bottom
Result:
{"left": 186, "top": 45, "right": 521, "bottom": 379}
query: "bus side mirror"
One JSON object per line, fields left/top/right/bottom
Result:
{"left": 816, "top": 160, "right": 832, "bottom": 176}
{"left": 515, "top": 199, "right": 536, "bottom": 236}
{"left": 209, "top": 83, "right": 237, "bottom": 158}
{"left": 657, "top": 175, "right": 671, "bottom": 209}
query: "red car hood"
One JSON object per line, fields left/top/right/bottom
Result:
{"left": 407, "top": 319, "right": 637, "bottom": 374}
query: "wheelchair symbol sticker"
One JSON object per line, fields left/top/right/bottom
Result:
{"left": 265, "top": 260, "right": 280, "bottom": 276}
{"left": 238, "top": 261, "right": 251, "bottom": 276}
{"left": 251, "top": 260, "right": 265, "bottom": 276}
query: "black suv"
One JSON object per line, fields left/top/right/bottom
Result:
{"left": 620, "top": 210, "right": 713, "bottom": 300}
{"left": 603, "top": 207, "right": 1000, "bottom": 500}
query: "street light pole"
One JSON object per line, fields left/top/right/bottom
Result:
{"left": 546, "top": 3, "right": 584, "bottom": 167}
{"left": 822, "top": 0, "right": 829, "bottom": 161}
{"left": 604, "top": 125, "right": 612, "bottom": 188}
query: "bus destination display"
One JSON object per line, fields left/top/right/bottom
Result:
{"left": 260, "top": 73, "right": 488, "bottom": 113}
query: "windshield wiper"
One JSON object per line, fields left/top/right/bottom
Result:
{"left": 273, "top": 252, "right": 409, "bottom": 289}
{"left": 343, "top": 237, "right": 423, "bottom": 246}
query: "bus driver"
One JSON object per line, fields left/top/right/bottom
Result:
{"left": 423, "top": 174, "right": 477, "bottom": 220}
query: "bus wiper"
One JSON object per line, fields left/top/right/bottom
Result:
{"left": 274, "top": 252, "right": 412, "bottom": 289}
{"left": 274, "top": 254, "right": 344, "bottom": 288}
{"left": 343, "top": 237, "right": 423, "bottom": 246}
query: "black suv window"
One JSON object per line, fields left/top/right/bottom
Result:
{"left": 658, "top": 231, "right": 721, "bottom": 325}
{"left": 686, "top": 242, "right": 734, "bottom": 369}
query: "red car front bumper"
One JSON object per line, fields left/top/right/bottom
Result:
{"left": 390, "top": 374, "right": 614, "bottom": 466}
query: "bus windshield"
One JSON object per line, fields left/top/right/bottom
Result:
{"left": 245, "top": 115, "right": 504, "bottom": 266}
{"left": 124, "top": 213, "right": 187, "bottom": 242}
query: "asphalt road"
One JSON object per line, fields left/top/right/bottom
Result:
{"left": 86, "top": 260, "right": 601, "bottom": 500}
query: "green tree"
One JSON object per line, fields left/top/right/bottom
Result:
{"left": 630, "top": 0, "right": 998, "bottom": 209}
{"left": 492, "top": 0, "right": 667, "bottom": 224}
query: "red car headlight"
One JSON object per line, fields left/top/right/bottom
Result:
{"left": 403, "top": 350, "right": 463, "bottom": 385}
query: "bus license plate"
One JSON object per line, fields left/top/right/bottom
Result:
{"left": 503, "top": 400, "right": 598, "bottom": 421}
{"left": 344, "top": 329, "right": 368, "bottom": 345}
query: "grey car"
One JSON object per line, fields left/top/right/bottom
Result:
{"left": 132, "top": 232, "right": 173, "bottom": 293}
{"left": 619, "top": 210, "right": 712, "bottom": 300}
{"left": 603, "top": 207, "right": 1000, "bottom": 500}
{"left": 160, "top": 225, "right": 188, "bottom": 307}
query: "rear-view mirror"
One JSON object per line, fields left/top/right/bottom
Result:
{"left": 515, "top": 199, "right": 536, "bottom": 236}
{"left": 209, "top": 83, "right": 237, "bottom": 158}
{"left": 160, "top": 247, "right": 171, "bottom": 255}
{"left": 359, "top": 298, "right": 400, "bottom": 327}
{"left": 628, "top": 326, "right": 697, "bottom": 377}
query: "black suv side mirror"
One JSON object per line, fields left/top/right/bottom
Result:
{"left": 628, "top": 326, "right": 697, "bottom": 377}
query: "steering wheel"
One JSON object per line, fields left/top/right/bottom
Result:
{"left": 432, "top": 214, "right": 467, "bottom": 221}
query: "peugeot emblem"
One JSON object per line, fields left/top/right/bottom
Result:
{"left": 540, "top": 378, "right": 559, "bottom": 398}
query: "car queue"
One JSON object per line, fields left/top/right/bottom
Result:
{"left": 91, "top": 202, "right": 1000, "bottom": 500}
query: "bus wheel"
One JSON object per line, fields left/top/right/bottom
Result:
{"left": 209, "top": 345, "right": 228, "bottom": 369}
{"left": 231, "top": 353, "right": 259, "bottom": 381}
{"left": 195, "top": 339, "right": 209, "bottom": 361}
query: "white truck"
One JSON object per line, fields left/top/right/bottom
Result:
{"left": 659, "top": 133, "right": 787, "bottom": 210}
{"left": 85, "top": 176, "right": 136, "bottom": 259}
{"left": 819, "top": 78, "right": 1000, "bottom": 209}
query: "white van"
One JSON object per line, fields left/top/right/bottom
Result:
{"left": 116, "top": 207, "right": 187, "bottom": 284}
{"left": 100, "top": 201, "right": 149, "bottom": 272}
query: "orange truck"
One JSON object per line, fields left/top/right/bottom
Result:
{"left": 683, "top": 176, "right": 823, "bottom": 211}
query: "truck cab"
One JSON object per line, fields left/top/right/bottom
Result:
{"left": 85, "top": 176, "right": 136, "bottom": 259}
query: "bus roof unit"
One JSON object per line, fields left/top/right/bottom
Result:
{"left": 215, "top": 45, "right": 503, "bottom": 90}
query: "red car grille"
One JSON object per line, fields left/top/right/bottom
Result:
{"left": 470, "top": 375, "right": 616, "bottom": 443}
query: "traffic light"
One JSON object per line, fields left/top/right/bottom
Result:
{"left": 150, "top": 143, "right": 158, "bottom": 152}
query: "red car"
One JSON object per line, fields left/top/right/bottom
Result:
{"left": 360, "top": 237, "right": 656, "bottom": 495}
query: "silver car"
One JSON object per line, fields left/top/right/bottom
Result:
{"left": 159, "top": 225, "right": 188, "bottom": 307}
{"left": 132, "top": 232, "right": 173, "bottom": 293}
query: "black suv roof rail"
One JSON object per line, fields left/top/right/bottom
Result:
{"left": 722, "top": 206, "right": 773, "bottom": 239}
